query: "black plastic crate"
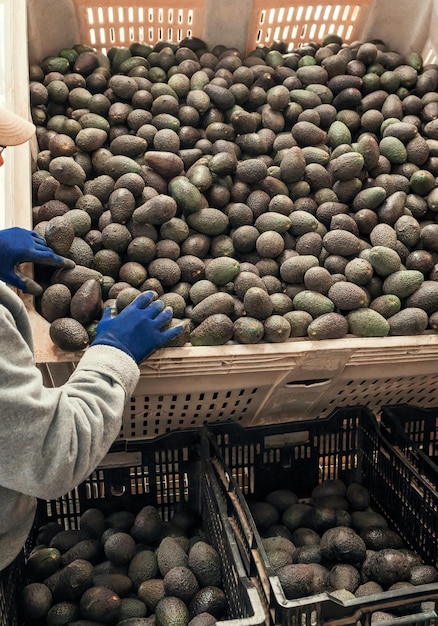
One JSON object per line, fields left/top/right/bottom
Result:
{"left": 0, "top": 552, "right": 26, "bottom": 626}
{"left": 1, "top": 429, "right": 266, "bottom": 626}
{"left": 202, "top": 407, "right": 438, "bottom": 626}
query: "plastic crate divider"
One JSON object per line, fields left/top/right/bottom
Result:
{"left": 381, "top": 404, "right": 438, "bottom": 461}
{"left": 202, "top": 408, "right": 438, "bottom": 626}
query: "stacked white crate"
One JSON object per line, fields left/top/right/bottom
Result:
{"left": 4, "top": 0, "right": 438, "bottom": 435}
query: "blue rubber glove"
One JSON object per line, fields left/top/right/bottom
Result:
{"left": 91, "top": 291, "right": 184, "bottom": 364}
{"left": 0, "top": 227, "right": 75, "bottom": 295}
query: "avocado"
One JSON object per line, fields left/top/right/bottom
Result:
{"left": 383, "top": 269, "right": 424, "bottom": 298}
{"left": 187, "top": 541, "right": 222, "bottom": 589}
{"left": 128, "top": 550, "right": 159, "bottom": 590}
{"left": 303, "top": 266, "right": 334, "bottom": 295}
{"left": 155, "top": 537, "right": 189, "bottom": 579}
{"left": 323, "top": 230, "right": 362, "bottom": 256}
{"left": 27, "top": 547, "right": 62, "bottom": 582}
{"left": 118, "top": 598, "right": 148, "bottom": 623}
{"left": 292, "top": 121, "right": 327, "bottom": 147}
{"left": 103, "top": 532, "right": 136, "bottom": 567}
{"left": 46, "top": 600, "right": 81, "bottom": 626}
{"left": 20, "top": 582, "right": 53, "bottom": 620}
{"left": 190, "top": 314, "right": 234, "bottom": 346}
{"left": 163, "top": 566, "right": 200, "bottom": 604}
{"left": 329, "top": 563, "right": 361, "bottom": 593}
{"left": 352, "top": 186, "right": 387, "bottom": 212}
{"left": 327, "top": 120, "right": 352, "bottom": 147}
{"left": 92, "top": 573, "right": 133, "bottom": 598}
{"left": 242, "top": 286, "right": 274, "bottom": 320}
{"left": 131, "top": 505, "right": 163, "bottom": 545}
{"left": 133, "top": 194, "right": 177, "bottom": 226}
{"left": 276, "top": 563, "right": 327, "bottom": 599}
{"left": 288, "top": 211, "right": 319, "bottom": 236}
{"left": 137, "top": 578, "right": 166, "bottom": 611}
{"left": 328, "top": 282, "right": 368, "bottom": 311}
{"left": 290, "top": 528, "right": 320, "bottom": 548}
{"left": 235, "top": 158, "right": 268, "bottom": 184}
{"left": 293, "top": 290, "right": 335, "bottom": 318}
{"left": 329, "top": 152, "right": 364, "bottom": 182}
{"left": 188, "top": 586, "right": 227, "bottom": 620}
{"left": 186, "top": 208, "right": 229, "bottom": 237}
{"left": 190, "top": 292, "right": 235, "bottom": 324}
{"left": 264, "top": 489, "right": 298, "bottom": 513}
{"left": 204, "top": 257, "right": 240, "bottom": 286}
{"left": 388, "top": 307, "right": 429, "bottom": 335}
{"left": 167, "top": 176, "right": 204, "bottom": 216}
{"left": 279, "top": 146, "right": 307, "bottom": 183}
{"left": 79, "top": 585, "right": 122, "bottom": 623}
{"left": 263, "top": 535, "right": 297, "bottom": 559}
{"left": 176, "top": 254, "right": 205, "bottom": 282}
{"left": 60, "top": 539, "right": 102, "bottom": 567}
{"left": 347, "top": 308, "right": 390, "bottom": 337}
{"left": 233, "top": 315, "right": 265, "bottom": 344}
{"left": 49, "top": 317, "right": 89, "bottom": 352}
{"left": 320, "top": 526, "right": 367, "bottom": 565}
{"left": 263, "top": 315, "right": 291, "bottom": 342}
{"left": 307, "top": 312, "right": 349, "bottom": 340}
{"left": 49, "top": 156, "right": 87, "bottom": 187}
{"left": 409, "top": 565, "right": 438, "bottom": 585}
{"left": 359, "top": 527, "right": 404, "bottom": 551}
{"left": 367, "top": 549, "right": 410, "bottom": 586}
{"left": 368, "top": 246, "right": 401, "bottom": 277}
{"left": 52, "top": 558, "right": 94, "bottom": 602}
{"left": 147, "top": 258, "right": 181, "bottom": 287}
{"left": 350, "top": 510, "right": 388, "bottom": 532}
{"left": 280, "top": 255, "right": 320, "bottom": 284}
{"left": 406, "top": 281, "right": 438, "bottom": 314}
{"left": 40, "top": 284, "right": 72, "bottom": 323}
{"left": 282, "top": 503, "right": 314, "bottom": 532}
{"left": 155, "top": 595, "right": 190, "bottom": 626}
{"left": 69, "top": 279, "right": 103, "bottom": 326}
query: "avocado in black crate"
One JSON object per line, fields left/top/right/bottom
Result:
{"left": 202, "top": 407, "right": 438, "bottom": 626}
{"left": 11, "top": 430, "right": 265, "bottom": 626}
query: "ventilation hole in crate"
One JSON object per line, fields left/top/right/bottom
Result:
{"left": 252, "top": 2, "right": 366, "bottom": 51}
{"left": 424, "top": 41, "right": 438, "bottom": 65}
{"left": 321, "top": 375, "right": 438, "bottom": 419}
{"left": 120, "top": 387, "right": 260, "bottom": 438}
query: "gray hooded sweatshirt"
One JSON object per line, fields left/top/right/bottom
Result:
{"left": 0, "top": 282, "right": 140, "bottom": 570}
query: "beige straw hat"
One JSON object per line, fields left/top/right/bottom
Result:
{"left": 0, "top": 106, "right": 35, "bottom": 146}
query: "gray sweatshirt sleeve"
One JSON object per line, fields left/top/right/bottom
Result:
{"left": 0, "top": 298, "right": 140, "bottom": 500}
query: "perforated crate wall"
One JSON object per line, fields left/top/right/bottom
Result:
{"left": 247, "top": 0, "right": 371, "bottom": 52}
{"left": 74, "top": 0, "right": 205, "bottom": 52}
{"left": 37, "top": 335, "right": 438, "bottom": 437}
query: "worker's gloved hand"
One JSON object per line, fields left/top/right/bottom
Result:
{"left": 0, "top": 227, "right": 75, "bottom": 296}
{"left": 91, "top": 291, "right": 183, "bottom": 364}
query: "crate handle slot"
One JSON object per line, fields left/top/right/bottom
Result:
{"left": 285, "top": 378, "right": 332, "bottom": 387}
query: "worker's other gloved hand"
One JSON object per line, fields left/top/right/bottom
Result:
{"left": 91, "top": 291, "right": 183, "bottom": 364}
{"left": 0, "top": 227, "right": 75, "bottom": 295}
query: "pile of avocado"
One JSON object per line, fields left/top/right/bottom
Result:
{"left": 20, "top": 504, "right": 227, "bottom": 626}
{"left": 248, "top": 478, "right": 438, "bottom": 619}
{"left": 28, "top": 35, "right": 438, "bottom": 349}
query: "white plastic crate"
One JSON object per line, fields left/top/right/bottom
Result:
{"left": 36, "top": 331, "right": 438, "bottom": 437}
{"left": 25, "top": 0, "right": 438, "bottom": 61}
{"left": 4, "top": 0, "right": 438, "bottom": 435}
